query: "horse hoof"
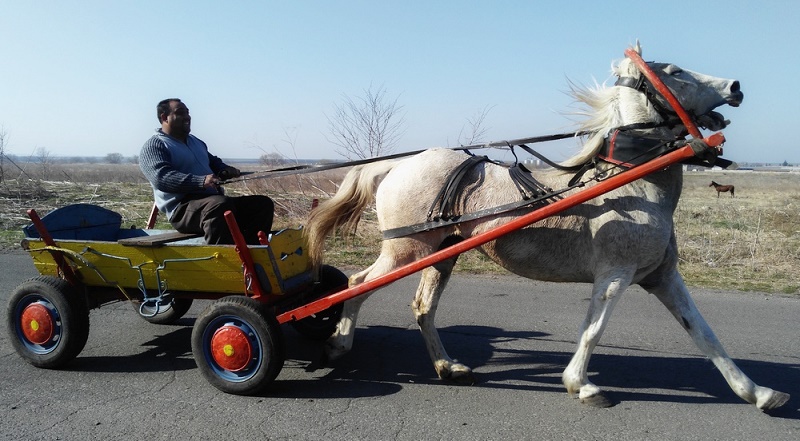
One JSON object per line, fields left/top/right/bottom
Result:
{"left": 580, "top": 392, "right": 614, "bottom": 408}
{"left": 323, "top": 343, "right": 348, "bottom": 362}
{"left": 448, "top": 371, "right": 477, "bottom": 385}
{"left": 758, "top": 390, "right": 790, "bottom": 411}
{"left": 438, "top": 363, "right": 476, "bottom": 385}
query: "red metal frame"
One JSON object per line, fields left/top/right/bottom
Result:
{"left": 223, "top": 211, "right": 274, "bottom": 301}
{"left": 25, "top": 209, "right": 79, "bottom": 285}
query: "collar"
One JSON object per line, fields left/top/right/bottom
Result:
{"left": 598, "top": 130, "right": 674, "bottom": 168}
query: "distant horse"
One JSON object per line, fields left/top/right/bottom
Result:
{"left": 305, "top": 43, "right": 788, "bottom": 411}
{"left": 710, "top": 180, "right": 735, "bottom": 197}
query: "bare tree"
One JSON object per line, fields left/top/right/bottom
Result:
{"left": 105, "top": 153, "right": 124, "bottom": 164}
{"left": 35, "top": 147, "right": 52, "bottom": 179}
{"left": 326, "top": 84, "right": 406, "bottom": 159}
{"left": 457, "top": 105, "right": 494, "bottom": 146}
{"left": 260, "top": 152, "right": 286, "bottom": 167}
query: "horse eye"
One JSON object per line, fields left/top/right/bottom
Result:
{"left": 665, "top": 65, "right": 682, "bottom": 75}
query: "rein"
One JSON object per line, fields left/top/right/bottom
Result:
{"left": 222, "top": 132, "right": 583, "bottom": 184}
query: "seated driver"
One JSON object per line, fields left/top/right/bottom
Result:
{"left": 139, "top": 98, "right": 273, "bottom": 245}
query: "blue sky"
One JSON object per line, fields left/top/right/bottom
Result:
{"left": 1, "top": 1, "right": 798, "bottom": 164}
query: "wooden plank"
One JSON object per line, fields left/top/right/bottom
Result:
{"left": 118, "top": 231, "right": 201, "bottom": 247}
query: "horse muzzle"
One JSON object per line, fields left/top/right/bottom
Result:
{"left": 726, "top": 80, "right": 743, "bottom": 107}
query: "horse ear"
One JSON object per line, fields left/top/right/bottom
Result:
{"left": 632, "top": 40, "right": 642, "bottom": 56}
{"left": 615, "top": 41, "right": 642, "bottom": 77}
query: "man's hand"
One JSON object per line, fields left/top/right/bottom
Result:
{"left": 218, "top": 166, "right": 241, "bottom": 180}
{"left": 203, "top": 174, "right": 221, "bottom": 189}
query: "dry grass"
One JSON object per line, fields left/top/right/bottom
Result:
{"left": 1, "top": 163, "right": 798, "bottom": 294}
{"left": 677, "top": 171, "right": 800, "bottom": 294}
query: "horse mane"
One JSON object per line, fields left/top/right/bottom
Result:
{"left": 559, "top": 49, "right": 660, "bottom": 168}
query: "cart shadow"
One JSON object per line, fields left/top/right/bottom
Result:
{"left": 67, "top": 325, "right": 196, "bottom": 373}
{"left": 276, "top": 324, "right": 800, "bottom": 418}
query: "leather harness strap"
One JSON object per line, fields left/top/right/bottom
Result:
{"left": 427, "top": 155, "right": 493, "bottom": 221}
{"left": 382, "top": 182, "right": 576, "bottom": 240}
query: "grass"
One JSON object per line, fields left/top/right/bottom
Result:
{"left": 676, "top": 171, "right": 800, "bottom": 294}
{"left": 1, "top": 163, "right": 798, "bottom": 295}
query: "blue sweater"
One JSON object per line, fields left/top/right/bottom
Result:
{"left": 139, "top": 129, "right": 227, "bottom": 220}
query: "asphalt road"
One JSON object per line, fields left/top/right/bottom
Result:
{"left": 1, "top": 251, "right": 798, "bottom": 440}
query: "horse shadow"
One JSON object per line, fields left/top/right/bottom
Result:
{"left": 276, "top": 324, "right": 800, "bottom": 418}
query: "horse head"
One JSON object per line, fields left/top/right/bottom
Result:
{"left": 709, "top": 181, "right": 718, "bottom": 187}
{"left": 615, "top": 43, "right": 743, "bottom": 131}
{"left": 562, "top": 42, "right": 744, "bottom": 168}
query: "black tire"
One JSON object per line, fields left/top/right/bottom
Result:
{"left": 6, "top": 276, "right": 90, "bottom": 368}
{"left": 289, "top": 265, "right": 347, "bottom": 341}
{"left": 191, "top": 296, "right": 285, "bottom": 395}
{"left": 138, "top": 297, "right": 193, "bottom": 325}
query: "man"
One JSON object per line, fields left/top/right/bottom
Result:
{"left": 139, "top": 98, "right": 273, "bottom": 244}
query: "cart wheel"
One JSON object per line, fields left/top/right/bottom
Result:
{"left": 191, "top": 296, "right": 285, "bottom": 395}
{"left": 289, "top": 265, "right": 347, "bottom": 341}
{"left": 139, "top": 298, "right": 193, "bottom": 325}
{"left": 5, "top": 276, "right": 90, "bottom": 368}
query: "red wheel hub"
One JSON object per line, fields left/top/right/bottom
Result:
{"left": 20, "top": 303, "right": 55, "bottom": 345}
{"left": 210, "top": 325, "right": 252, "bottom": 372}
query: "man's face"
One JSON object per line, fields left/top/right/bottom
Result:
{"left": 164, "top": 101, "right": 191, "bottom": 138}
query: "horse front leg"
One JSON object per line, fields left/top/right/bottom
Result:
{"left": 562, "top": 269, "right": 634, "bottom": 408}
{"left": 412, "top": 258, "right": 474, "bottom": 383}
{"left": 645, "top": 271, "right": 789, "bottom": 411}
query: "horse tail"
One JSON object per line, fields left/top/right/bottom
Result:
{"left": 305, "top": 160, "right": 399, "bottom": 270}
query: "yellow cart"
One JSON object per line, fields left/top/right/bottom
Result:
{"left": 6, "top": 203, "right": 347, "bottom": 395}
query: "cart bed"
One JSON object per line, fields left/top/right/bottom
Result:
{"left": 22, "top": 204, "right": 312, "bottom": 296}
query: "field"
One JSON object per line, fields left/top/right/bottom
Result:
{"left": 1, "top": 163, "right": 798, "bottom": 294}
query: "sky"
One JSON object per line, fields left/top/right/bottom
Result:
{"left": 1, "top": 0, "right": 799, "bottom": 164}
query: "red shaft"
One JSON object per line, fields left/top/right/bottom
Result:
{"left": 277, "top": 139, "right": 720, "bottom": 324}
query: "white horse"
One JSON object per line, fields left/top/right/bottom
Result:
{"left": 304, "top": 44, "right": 789, "bottom": 411}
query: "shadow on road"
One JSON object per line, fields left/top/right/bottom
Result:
{"left": 53, "top": 321, "right": 799, "bottom": 417}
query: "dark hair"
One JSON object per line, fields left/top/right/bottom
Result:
{"left": 156, "top": 98, "right": 181, "bottom": 122}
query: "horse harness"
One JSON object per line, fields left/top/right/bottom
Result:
{"left": 382, "top": 74, "right": 735, "bottom": 240}
{"left": 380, "top": 137, "right": 673, "bottom": 240}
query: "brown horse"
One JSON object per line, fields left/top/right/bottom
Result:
{"left": 710, "top": 180, "right": 735, "bottom": 197}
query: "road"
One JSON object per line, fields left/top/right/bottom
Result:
{"left": 1, "top": 251, "right": 798, "bottom": 440}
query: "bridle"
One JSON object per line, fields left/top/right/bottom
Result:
{"left": 617, "top": 48, "right": 710, "bottom": 141}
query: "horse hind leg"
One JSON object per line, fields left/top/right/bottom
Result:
{"left": 562, "top": 268, "right": 635, "bottom": 408}
{"left": 644, "top": 270, "right": 789, "bottom": 411}
{"left": 324, "top": 233, "right": 432, "bottom": 361}
{"left": 323, "top": 253, "right": 401, "bottom": 361}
